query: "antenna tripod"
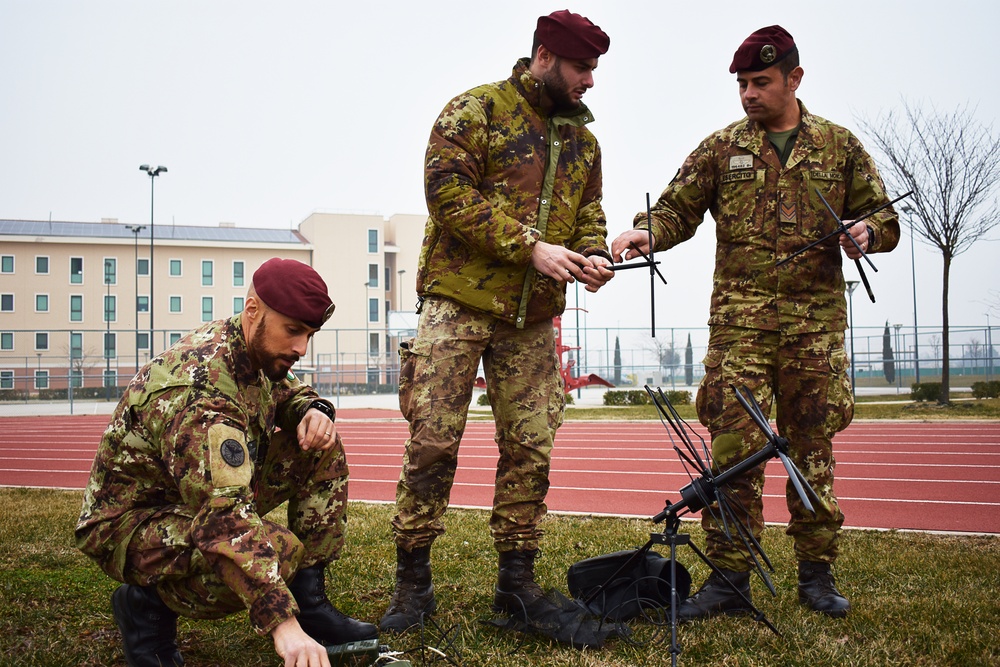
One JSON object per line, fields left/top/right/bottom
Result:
{"left": 580, "top": 385, "right": 820, "bottom": 666}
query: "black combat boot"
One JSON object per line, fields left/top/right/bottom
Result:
{"left": 798, "top": 561, "right": 851, "bottom": 618}
{"left": 111, "top": 584, "right": 185, "bottom": 667}
{"left": 288, "top": 564, "right": 378, "bottom": 644}
{"left": 675, "top": 568, "right": 753, "bottom": 622}
{"left": 492, "top": 549, "right": 612, "bottom": 649}
{"left": 379, "top": 545, "right": 436, "bottom": 633}
{"left": 492, "top": 549, "right": 549, "bottom": 614}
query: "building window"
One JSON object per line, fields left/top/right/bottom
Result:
{"left": 368, "top": 264, "right": 379, "bottom": 288}
{"left": 70, "top": 332, "right": 83, "bottom": 360}
{"left": 70, "top": 295, "right": 83, "bottom": 322}
{"left": 368, "top": 297, "right": 379, "bottom": 323}
{"left": 169, "top": 332, "right": 182, "bottom": 346}
{"left": 368, "top": 229, "right": 378, "bottom": 253}
{"left": 35, "top": 294, "right": 49, "bottom": 312}
{"left": 35, "top": 332, "right": 48, "bottom": 350}
{"left": 0, "top": 333, "right": 12, "bottom": 350}
{"left": 233, "top": 296, "right": 244, "bottom": 315}
{"left": 137, "top": 257, "right": 150, "bottom": 276}
{"left": 70, "top": 257, "right": 83, "bottom": 284}
{"left": 368, "top": 333, "right": 379, "bottom": 357}
{"left": 104, "top": 295, "right": 116, "bottom": 322}
{"left": 1, "top": 294, "right": 14, "bottom": 312}
{"left": 104, "top": 369, "right": 117, "bottom": 388}
{"left": 104, "top": 332, "right": 116, "bottom": 359}
{"left": 169, "top": 296, "right": 180, "bottom": 313}
{"left": 34, "top": 370, "right": 49, "bottom": 390}
{"left": 137, "top": 332, "right": 150, "bottom": 350}
{"left": 202, "top": 260, "right": 213, "bottom": 287}
{"left": 201, "top": 297, "right": 213, "bottom": 322}
{"left": 104, "top": 258, "right": 117, "bottom": 285}
{"left": 138, "top": 296, "right": 150, "bottom": 313}
{"left": 169, "top": 259, "right": 182, "bottom": 277}
{"left": 35, "top": 256, "right": 49, "bottom": 274}
{"left": 233, "top": 261, "right": 245, "bottom": 287}
{"left": 70, "top": 369, "right": 83, "bottom": 388}
{"left": 385, "top": 266, "right": 391, "bottom": 292}
{"left": 0, "top": 370, "right": 13, "bottom": 390}
{"left": 1, "top": 256, "right": 14, "bottom": 273}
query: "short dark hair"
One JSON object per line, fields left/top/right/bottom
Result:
{"left": 778, "top": 47, "right": 800, "bottom": 80}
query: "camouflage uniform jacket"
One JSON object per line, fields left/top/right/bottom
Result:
{"left": 419, "top": 57, "right": 611, "bottom": 328}
{"left": 636, "top": 101, "right": 900, "bottom": 334}
{"left": 76, "top": 314, "right": 331, "bottom": 631}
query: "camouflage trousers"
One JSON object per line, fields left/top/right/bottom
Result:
{"left": 696, "top": 325, "right": 854, "bottom": 570}
{"left": 391, "top": 297, "right": 565, "bottom": 553}
{"left": 120, "top": 430, "right": 349, "bottom": 629}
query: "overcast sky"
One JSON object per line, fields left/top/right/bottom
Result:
{"left": 2, "top": 0, "right": 998, "bottom": 343}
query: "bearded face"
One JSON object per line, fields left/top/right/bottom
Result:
{"left": 540, "top": 56, "right": 596, "bottom": 112}
{"left": 247, "top": 311, "right": 304, "bottom": 382}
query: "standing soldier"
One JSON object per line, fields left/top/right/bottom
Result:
{"left": 380, "top": 9, "right": 615, "bottom": 641}
{"left": 612, "top": 25, "right": 899, "bottom": 620}
{"left": 76, "top": 258, "right": 376, "bottom": 667}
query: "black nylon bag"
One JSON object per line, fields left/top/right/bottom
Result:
{"left": 567, "top": 549, "right": 692, "bottom": 621}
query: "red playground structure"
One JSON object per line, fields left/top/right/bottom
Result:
{"left": 475, "top": 315, "right": 614, "bottom": 394}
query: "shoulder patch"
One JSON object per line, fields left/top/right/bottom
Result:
{"left": 208, "top": 423, "right": 251, "bottom": 488}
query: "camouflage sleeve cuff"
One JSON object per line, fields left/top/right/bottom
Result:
{"left": 249, "top": 586, "right": 299, "bottom": 635}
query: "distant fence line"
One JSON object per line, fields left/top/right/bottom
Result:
{"left": 0, "top": 324, "right": 995, "bottom": 401}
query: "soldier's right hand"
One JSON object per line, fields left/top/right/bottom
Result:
{"left": 610, "top": 229, "right": 655, "bottom": 263}
{"left": 273, "top": 617, "right": 332, "bottom": 667}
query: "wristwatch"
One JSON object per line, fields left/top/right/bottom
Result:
{"left": 308, "top": 400, "right": 335, "bottom": 421}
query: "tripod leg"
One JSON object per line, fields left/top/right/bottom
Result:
{"left": 687, "top": 542, "right": 782, "bottom": 637}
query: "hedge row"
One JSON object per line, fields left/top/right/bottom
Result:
{"left": 602, "top": 389, "right": 692, "bottom": 406}
{"left": 910, "top": 383, "right": 941, "bottom": 402}
{"left": 972, "top": 380, "right": 1000, "bottom": 399}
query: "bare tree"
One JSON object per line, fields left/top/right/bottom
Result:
{"left": 643, "top": 336, "right": 679, "bottom": 381}
{"left": 928, "top": 335, "right": 942, "bottom": 364}
{"left": 858, "top": 101, "right": 1000, "bottom": 404}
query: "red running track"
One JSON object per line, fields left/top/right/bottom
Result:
{"left": 2, "top": 412, "right": 998, "bottom": 534}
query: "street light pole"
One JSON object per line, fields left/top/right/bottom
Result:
{"left": 901, "top": 205, "right": 920, "bottom": 383}
{"left": 987, "top": 313, "right": 993, "bottom": 382}
{"left": 893, "top": 323, "right": 902, "bottom": 393}
{"left": 363, "top": 280, "right": 371, "bottom": 388}
{"left": 105, "top": 260, "right": 112, "bottom": 399}
{"left": 124, "top": 225, "right": 145, "bottom": 374}
{"left": 139, "top": 164, "right": 166, "bottom": 356}
{"left": 397, "top": 269, "right": 406, "bottom": 312}
{"left": 846, "top": 280, "right": 859, "bottom": 397}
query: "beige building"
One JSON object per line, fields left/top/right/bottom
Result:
{"left": 0, "top": 213, "right": 425, "bottom": 395}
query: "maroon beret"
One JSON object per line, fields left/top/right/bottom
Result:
{"left": 252, "top": 258, "right": 334, "bottom": 328}
{"left": 535, "top": 9, "right": 610, "bottom": 60}
{"left": 729, "top": 25, "right": 797, "bottom": 73}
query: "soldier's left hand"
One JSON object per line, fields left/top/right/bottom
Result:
{"left": 839, "top": 221, "right": 870, "bottom": 260}
{"left": 298, "top": 408, "right": 338, "bottom": 451}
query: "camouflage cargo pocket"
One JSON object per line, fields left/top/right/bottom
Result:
{"left": 827, "top": 346, "right": 854, "bottom": 433}
{"left": 696, "top": 347, "right": 726, "bottom": 430}
{"left": 398, "top": 337, "right": 431, "bottom": 422}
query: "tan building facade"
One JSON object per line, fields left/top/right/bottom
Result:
{"left": 0, "top": 213, "right": 425, "bottom": 394}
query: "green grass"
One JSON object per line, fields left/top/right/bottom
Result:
{"left": 2, "top": 489, "right": 998, "bottom": 666}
